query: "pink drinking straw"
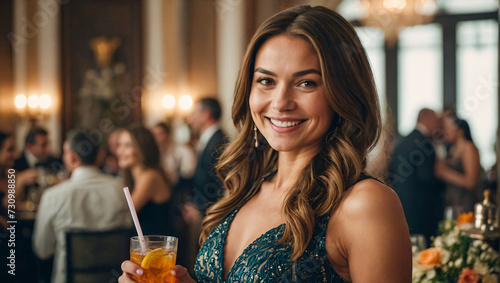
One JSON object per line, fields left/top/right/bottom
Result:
{"left": 123, "top": 187, "right": 146, "bottom": 251}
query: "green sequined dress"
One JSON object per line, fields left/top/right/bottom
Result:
{"left": 194, "top": 173, "right": 356, "bottom": 282}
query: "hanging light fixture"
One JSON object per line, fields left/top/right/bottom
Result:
{"left": 360, "top": 0, "right": 438, "bottom": 46}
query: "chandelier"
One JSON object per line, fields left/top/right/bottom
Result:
{"left": 360, "top": 0, "right": 439, "bottom": 46}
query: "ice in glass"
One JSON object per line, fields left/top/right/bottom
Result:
{"left": 130, "top": 235, "right": 178, "bottom": 283}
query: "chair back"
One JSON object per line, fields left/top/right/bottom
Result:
{"left": 66, "top": 228, "right": 132, "bottom": 283}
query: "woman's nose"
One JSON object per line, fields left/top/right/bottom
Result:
{"left": 271, "top": 85, "right": 295, "bottom": 112}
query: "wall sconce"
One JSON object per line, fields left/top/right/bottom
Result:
{"left": 15, "top": 93, "right": 52, "bottom": 124}
{"left": 162, "top": 94, "right": 193, "bottom": 115}
{"left": 162, "top": 94, "right": 176, "bottom": 109}
{"left": 179, "top": 95, "right": 193, "bottom": 110}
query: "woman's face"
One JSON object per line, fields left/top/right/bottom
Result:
{"left": 0, "top": 137, "right": 16, "bottom": 167}
{"left": 116, "top": 131, "right": 139, "bottom": 169}
{"left": 443, "top": 117, "right": 459, "bottom": 144}
{"left": 249, "top": 35, "right": 334, "bottom": 154}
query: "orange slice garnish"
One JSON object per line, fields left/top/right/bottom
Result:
{"left": 140, "top": 248, "right": 164, "bottom": 269}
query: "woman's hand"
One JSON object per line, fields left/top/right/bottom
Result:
{"left": 118, "top": 261, "right": 197, "bottom": 283}
{"left": 171, "top": 265, "right": 197, "bottom": 283}
{"left": 18, "top": 168, "right": 38, "bottom": 187}
{"left": 118, "top": 260, "right": 142, "bottom": 283}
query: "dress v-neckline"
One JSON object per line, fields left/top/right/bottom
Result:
{"left": 220, "top": 208, "right": 285, "bottom": 282}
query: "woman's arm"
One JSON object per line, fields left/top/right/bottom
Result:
{"left": 327, "top": 179, "right": 412, "bottom": 283}
{"left": 130, "top": 170, "right": 158, "bottom": 212}
{"left": 436, "top": 143, "right": 481, "bottom": 191}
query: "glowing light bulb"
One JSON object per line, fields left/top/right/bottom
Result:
{"left": 39, "top": 94, "right": 52, "bottom": 109}
{"left": 162, "top": 94, "right": 176, "bottom": 109}
{"left": 28, "top": 94, "right": 40, "bottom": 108}
{"left": 15, "top": 94, "right": 27, "bottom": 109}
{"left": 179, "top": 95, "right": 193, "bottom": 110}
{"left": 383, "top": 0, "right": 406, "bottom": 12}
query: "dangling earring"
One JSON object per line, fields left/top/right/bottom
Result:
{"left": 254, "top": 125, "right": 259, "bottom": 148}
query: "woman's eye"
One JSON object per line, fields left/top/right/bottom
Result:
{"left": 298, "top": 80, "right": 317, "bottom": 88}
{"left": 256, "top": 78, "right": 274, "bottom": 86}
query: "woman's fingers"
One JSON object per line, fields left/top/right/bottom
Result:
{"left": 119, "top": 261, "right": 195, "bottom": 283}
{"left": 118, "top": 272, "right": 136, "bottom": 283}
{"left": 120, "top": 260, "right": 143, "bottom": 276}
{"left": 171, "top": 265, "right": 196, "bottom": 283}
{"left": 118, "top": 260, "right": 143, "bottom": 282}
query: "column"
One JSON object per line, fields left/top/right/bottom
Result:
{"left": 216, "top": 0, "right": 245, "bottom": 137}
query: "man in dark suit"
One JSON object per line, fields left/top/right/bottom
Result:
{"left": 14, "top": 127, "right": 64, "bottom": 174}
{"left": 187, "top": 97, "right": 228, "bottom": 215}
{"left": 389, "top": 108, "right": 445, "bottom": 246}
{"left": 181, "top": 98, "right": 227, "bottom": 274}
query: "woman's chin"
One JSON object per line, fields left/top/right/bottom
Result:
{"left": 117, "top": 161, "right": 131, "bottom": 169}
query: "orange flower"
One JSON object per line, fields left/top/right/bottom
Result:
{"left": 417, "top": 248, "right": 442, "bottom": 269}
{"left": 458, "top": 267, "right": 480, "bottom": 283}
{"left": 457, "top": 212, "right": 474, "bottom": 226}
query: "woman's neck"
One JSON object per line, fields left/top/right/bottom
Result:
{"left": 273, "top": 151, "right": 317, "bottom": 192}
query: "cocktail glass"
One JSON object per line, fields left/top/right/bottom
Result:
{"left": 130, "top": 235, "right": 178, "bottom": 283}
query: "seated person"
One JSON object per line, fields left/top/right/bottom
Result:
{"left": 32, "top": 129, "right": 132, "bottom": 283}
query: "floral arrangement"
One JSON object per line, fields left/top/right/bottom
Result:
{"left": 412, "top": 216, "right": 500, "bottom": 283}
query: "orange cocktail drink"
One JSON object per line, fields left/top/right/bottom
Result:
{"left": 130, "top": 235, "right": 178, "bottom": 283}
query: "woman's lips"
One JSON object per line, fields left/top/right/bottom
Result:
{"left": 265, "top": 117, "right": 306, "bottom": 133}
{"left": 269, "top": 118, "right": 306, "bottom": 128}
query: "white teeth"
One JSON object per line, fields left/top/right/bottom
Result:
{"left": 270, "top": 119, "right": 303, "bottom": 128}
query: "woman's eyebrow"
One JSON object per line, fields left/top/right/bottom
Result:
{"left": 254, "top": 67, "right": 321, "bottom": 77}
{"left": 254, "top": 67, "right": 276, "bottom": 76}
{"left": 293, "top": 69, "right": 321, "bottom": 77}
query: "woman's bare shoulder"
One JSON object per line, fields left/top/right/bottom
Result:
{"left": 326, "top": 178, "right": 412, "bottom": 282}
{"left": 327, "top": 178, "right": 406, "bottom": 248}
{"left": 135, "top": 168, "right": 164, "bottom": 185}
{"left": 462, "top": 140, "right": 479, "bottom": 154}
{"left": 339, "top": 178, "right": 401, "bottom": 216}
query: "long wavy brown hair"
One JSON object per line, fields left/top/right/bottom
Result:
{"left": 201, "top": 5, "right": 381, "bottom": 260}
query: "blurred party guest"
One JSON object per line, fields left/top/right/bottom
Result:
{"left": 32, "top": 130, "right": 132, "bottom": 283}
{"left": 0, "top": 132, "right": 17, "bottom": 230}
{"left": 186, "top": 98, "right": 228, "bottom": 216}
{"left": 14, "top": 127, "right": 63, "bottom": 173}
{"left": 436, "top": 116, "right": 482, "bottom": 214}
{"left": 0, "top": 132, "right": 41, "bottom": 283}
{"left": 0, "top": 132, "right": 38, "bottom": 215}
{"left": 101, "top": 127, "right": 123, "bottom": 176}
{"left": 152, "top": 122, "right": 196, "bottom": 186}
{"left": 116, "top": 126, "right": 173, "bottom": 235}
{"left": 389, "top": 108, "right": 446, "bottom": 246}
{"left": 0, "top": 132, "right": 13, "bottom": 283}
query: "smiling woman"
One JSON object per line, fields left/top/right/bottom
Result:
{"left": 249, "top": 35, "right": 333, "bottom": 153}
{"left": 119, "top": 5, "right": 412, "bottom": 283}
